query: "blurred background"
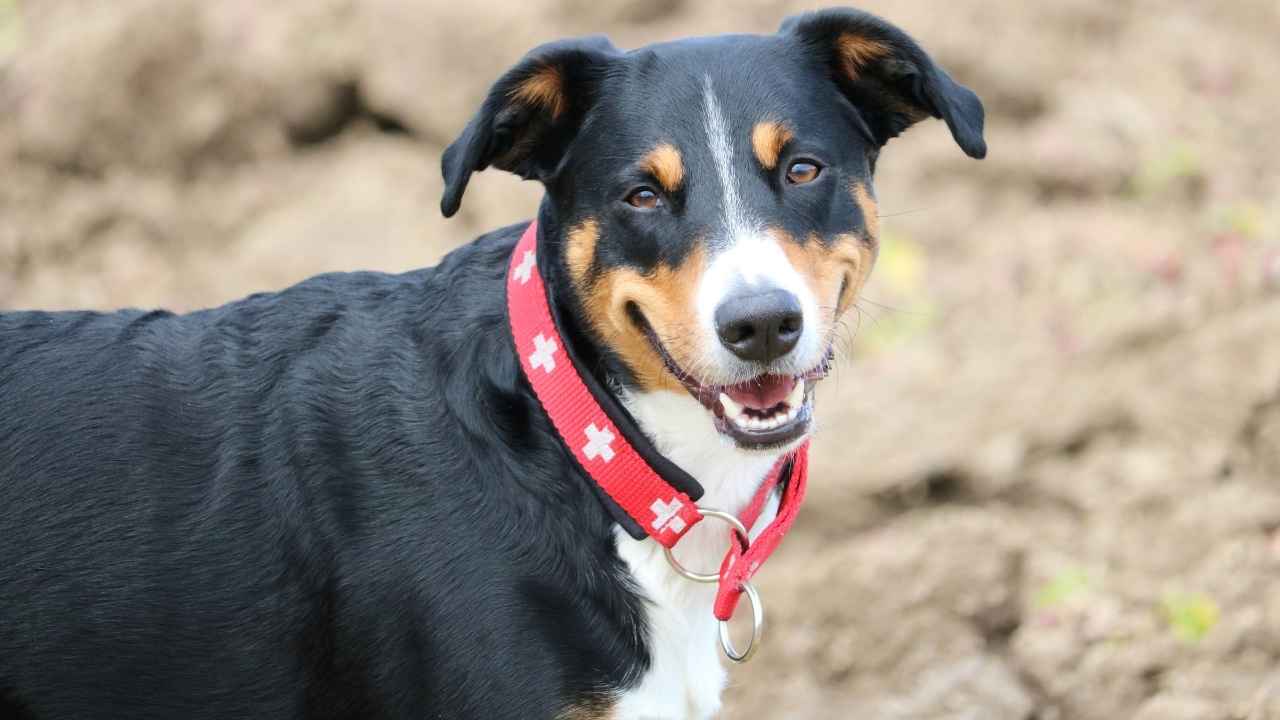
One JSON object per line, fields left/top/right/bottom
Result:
{"left": 2, "top": 0, "right": 1278, "bottom": 717}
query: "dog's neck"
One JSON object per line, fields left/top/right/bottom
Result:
{"left": 535, "top": 206, "right": 784, "bottom": 717}
{"left": 612, "top": 390, "right": 781, "bottom": 718}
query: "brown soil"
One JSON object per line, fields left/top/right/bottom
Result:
{"left": 3, "top": 1, "right": 1279, "bottom": 717}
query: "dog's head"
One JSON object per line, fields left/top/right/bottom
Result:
{"left": 442, "top": 8, "right": 985, "bottom": 453}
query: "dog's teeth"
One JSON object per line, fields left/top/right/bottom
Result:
{"left": 786, "top": 380, "right": 806, "bottom": 409}
{"left": 785, "top": 399, "right": 802, "bottom": 421}
{"left": 720, "top": 393, "right": 744, "bottom": 421}
{"left": 721, "top": 387, "right": 811, "bottom": 433}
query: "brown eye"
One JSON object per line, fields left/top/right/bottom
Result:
{"left": 625, "top": 187, "right": 662, "bottom": 210}
{"left": 786, "top": 161, "right": 822, "bottom": 185}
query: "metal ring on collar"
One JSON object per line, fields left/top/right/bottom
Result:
{"left": 718, "top": 581, "right": 763, "bottom": 663}
{"left": 662, "top": 508, "right": 750, "bottom": 584}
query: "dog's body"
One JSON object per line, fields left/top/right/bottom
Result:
{"left": 0, "top": 230, "right": 654, "bottom": 719}
{"left": 1, "top": 9, "right": 983, "bottom": 719}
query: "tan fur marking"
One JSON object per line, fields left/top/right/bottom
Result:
{"left": 751, "top": 121, "right": 794, "bottom": 171}
{"left": 511, "top": 65, "right": 566, "bottom": 119}
{"left": 837, "top": 34, "right": 890, "bottom": 77}
{"left": 775, "top": 228, "right": 876, "bottom": 331}
{"left": 582, "top": 246, "right": 708, "bottom": 393}
{"left": 639, "top": 144, "right": 684, "bottom": 193}
{"left": 557, "top": 698, "right": 616, "bottom": 720}
{"left": 565, "top": 219, "right": 599, "bottom": 289}
{"left": 852, "top": 182, "right": 880, "bottom": 242}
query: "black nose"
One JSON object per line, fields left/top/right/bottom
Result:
{"left": 714, "top": 288, "right": 804, "bottom": 363}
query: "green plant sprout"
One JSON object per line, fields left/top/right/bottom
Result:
{"left": 1035, "top": 567, "right": 1090, "bottom": 607}
{"left": 1161, "top": 591, "right": 1219, "bottom": 643}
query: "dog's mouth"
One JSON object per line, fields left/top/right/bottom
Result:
{"left": 707, "top": 370, "right": 825, "bottom": 448}
{"left": 629, "top": 307, "right": 830, "bottom": 450}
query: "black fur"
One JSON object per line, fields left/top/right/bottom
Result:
{"left": 0, "top": 228, "right": 647, "bottom": 718}
{"left": 1, "top": 8, "right": 983, "bottom": 718}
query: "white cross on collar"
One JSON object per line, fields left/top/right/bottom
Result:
{"left": 650, "top": 497, "right": 686, "bottom": 535}
{"left": 582, "top": 423, "right": 616, "bottom": 463}
{"left": 513, "top": 250, "right": 536, "bottom": 284}
{"left": 529, "top": 333, "right": 558, "bottom": 373}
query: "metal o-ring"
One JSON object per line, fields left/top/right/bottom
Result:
{"left": 662, "top": 509, "right": 751, "bottom": 583}
{"left": 718, "top": 581, "right": 763, "bottom": 663}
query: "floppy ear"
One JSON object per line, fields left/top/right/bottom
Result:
{"left": 781, "top": 8, "right": 986, "bottom": 159}
{"left": 440, "top": 36, "right": 619, "bottom": 217}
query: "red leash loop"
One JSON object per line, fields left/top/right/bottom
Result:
{"left": 713, "top": 444, "right": 808, "bottom": 622}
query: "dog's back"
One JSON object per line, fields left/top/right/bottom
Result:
{"left": 0, "top": 231, "right": 635, "bottom": 718}
{"left": 0, "top": 271, "right": 419, "bottom": 716}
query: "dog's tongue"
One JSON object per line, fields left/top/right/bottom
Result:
{"left": 724, "top": 374, "right": 796, "bottom": 410}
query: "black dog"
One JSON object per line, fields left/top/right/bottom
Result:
{"left": 0, "top": 8, "right": 983, "bottom": 719}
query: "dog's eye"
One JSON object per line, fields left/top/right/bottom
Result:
{"left": 786, "top": 161, "right": 822, "bottom": 185}
{"left": 625, "top": 187, "right": 662, "bottom": 210}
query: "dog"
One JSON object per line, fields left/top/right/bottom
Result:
{"left": 0, "top": 8, "right": 984, "bottom": 719}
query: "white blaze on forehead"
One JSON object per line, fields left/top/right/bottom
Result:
{"left": 702, "top": 75, "right": 752, "bottom": 242}
{"left": 696, "top": 76, "right": 823, "bottom": 376}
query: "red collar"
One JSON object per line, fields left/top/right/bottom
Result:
{"left": 506, "top": 221, "right": 808, "bottom": 629}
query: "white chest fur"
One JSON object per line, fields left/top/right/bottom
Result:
{"left": 612, "top": 390, "right": 785, "bottom": 720}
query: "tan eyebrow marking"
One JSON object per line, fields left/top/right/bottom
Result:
{"left": 510, "top": 65, "right": 566, "bottom": 119}
{"left": 751, "top": 121, "right": 795, "bottom": 171}
{"left": 639, "top": 143, "right": 685, "bottom": 193}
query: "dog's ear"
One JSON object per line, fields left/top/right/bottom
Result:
{"left": 781, "top": 9, "right": 986, "bottom": 159}
{"left": 440, "top": 36, "right": 619, "bottom": 217}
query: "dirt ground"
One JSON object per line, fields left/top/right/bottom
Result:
{"left": 3, "top": 1, "right": 1279, "bottom": 717}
